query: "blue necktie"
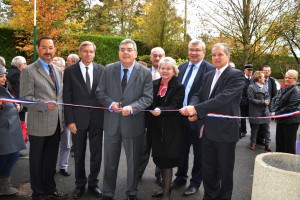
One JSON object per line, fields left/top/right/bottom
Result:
{"left": 183, "top": 64, "right": 195, "bottom": 87}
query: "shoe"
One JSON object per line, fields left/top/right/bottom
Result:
{"left": 88, "top": 186, "right": 102, "bottom": 197}
{"left": 72, "top": 187, "right": 85, "bottom": 199}
{"left": 126, "top": 195, "right": 137, "bottom": 200}
{"left": 250, "top": 145, "right": 256, "bottom": 150}
{"left": 102, "top": 196, "right": 113, "bottom": 200}
{"left": 151, "top": 190, "right": 163, "bottom": 197}
{"left": 183, "top": 185, "right": 198, "bottom": 196}
{"left": 265, "top": 146, "right": 272, "bottom": 152}
{"left": 59, "top": 169, "right": 71, "bottom": 176}
{"left": 44, "top": 191, "right": 68, "bottom": 199}
{"left": 171, "top": 179, "right": 186, "bottom": 189}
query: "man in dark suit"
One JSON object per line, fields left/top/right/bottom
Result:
{"left": 20, "top": 36, "right": 68, "bottom": 200}
{"left": 63, "top": 41, "right": 104, "bottom": 199}
{"left": 240, "top": 64, "right": 253, "bottom": 138}
{"left": 173, "top": 39, "right": 214, "bottom": 196}
{"left": 180, "top": 43, "right": 244, "bottom": 200}
{"left": 96, "top": 39, "right": 153, "bottom": 200}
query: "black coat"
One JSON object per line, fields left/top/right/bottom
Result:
{"left": 270, "top": 85, "right": 300, "bottom": 124}
{"left": 147, "top": 76, "right": 184, "bottom": 162}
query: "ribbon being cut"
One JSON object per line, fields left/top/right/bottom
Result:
{"left": 1, "top": 97, "right": 300, "bottom": 119}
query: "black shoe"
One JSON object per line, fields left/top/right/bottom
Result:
{"left": 45, "top": 191, "right": 68, "bottom": 199}
{"left": 88, "top": 186, "right": 102, "bottom": 197}
{"left": 151, "top": 190, "right": 163, "bottom": 197}
{"left": 60, "top": 168, "right": 71, "bottom": 176}
{"left": 72, "top": 187, "right": 85, "bottom": 199}
{"left": 126, "top": 195, "right": 137, "bottom": 200}
{"left": 183, "top": 185, "right": 198, "bottom": 196}
{"left": 171, "top": 179, "right": 186, "bottom": 189}
{"left": 102, "top": 196, "right": 113, "bottom": 200}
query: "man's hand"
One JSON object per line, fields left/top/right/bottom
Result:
{"left": 44, "top": 101, "right": 57, "bottom": 110}
{"left": 180, "top": 106, "right": 197, "bottom": 116}
{"left": 188, "top": 115, "right": 198, "bottom": 122}
{"left": 68, "top": 123, "right": 77, "bottom": 134}
{"left": 150, "top": 107, "right": 161, "bottom": 116}
{"left": 111, "top": 102, "right": 122, "bottom": 113}
{"left": 122, "top": 106, "right": 132, "bottom": 116}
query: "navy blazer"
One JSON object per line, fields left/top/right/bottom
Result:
{"left": 191, "top": 66, "right": 244, "bottom": 143}
{"left": 63, "top": 62, "right": 104, "bottom": 130}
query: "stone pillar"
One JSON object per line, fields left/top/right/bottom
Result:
{"left": 252, "top": 152, "right": 300, "bottom": 200}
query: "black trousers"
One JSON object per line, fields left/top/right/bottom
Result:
{"left": 276, "top": 122, "right": 299, "bottom": 154}
{"left": 202, "top": 135, "right": 236, "bottom": 200}
{"left": 240, "top": 105, "right": 248, "bottom": 134}
{"left": 29, "top": 122, "right": 61, "bottom": 199}
{"left": 175, "top": 121, "right": 202, "bottom": 187}
{"left": 72, "top": 125, "right": 103, "bottom": 188}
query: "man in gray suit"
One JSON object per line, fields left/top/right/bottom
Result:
{"left": 180, "top": 43, "right": 244, "bottom": 200}
{"left": 96, "top": 39, "right": 153, "bottom": 200}
{"left": 20, "top": 36, "right": 68, "bottom": 200}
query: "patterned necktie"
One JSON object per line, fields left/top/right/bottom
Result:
{"left": 122, "top": 69, "right": 128, "bottom": 93}
{"left": 85, "top": 67, "right": 91, "bottom": 93}
{"left": 183, "top": 64, "right": 195, "bottom": 87}
{"left": 48, "top": 65, "right": 57, "bottom": 92}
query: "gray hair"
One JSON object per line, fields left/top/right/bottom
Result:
{"left": 67, "top": 54, "right": 80, "bottom": 64}
{"left": 11, "top": 56, "right": 26, "bottom": 68}
{"left": 158, "top": 57, "right": 179, "bottom": 75}
{"left": 53, "top": 57, "right": 66, "bottom": 67}
{"left": 285, "top": 69, "right": 298, "bottom": 81}
{"left": 119, "top": 39, "right": 137, "bottom": 51}
{"left": 212, "top": 43, "right": 230, "bottom": 55}
{"left": 188, "top": 39, "right": 206, "bottom": 51}
{"left": 0, "top": 56, "right": 6, "bottom": 66}
{"left": 150, "top": 47, "right": 165, "bottom": 55}
{"left": 79, "top": 41, "right": 96, "bottom": 52}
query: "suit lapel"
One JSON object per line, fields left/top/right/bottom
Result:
{"left": 73, "top": 64, "right": 90, "bottom": 96}
{"left": 124, "top": 62, "right": 140, "bottom": 93}
{"left": 209, "top": 67, "right": 230, "bottom": 98}
{"left": 91, "top": 63, "right": 100, "bottom": 94}
{"left": 178, "top": 62, "right": 189, "bottom": 83}
{"left": 114, "top": 63, "right": 122, "bottom": 94}
{"left": 36, "top": 61, "right": 54, "bottom": 87}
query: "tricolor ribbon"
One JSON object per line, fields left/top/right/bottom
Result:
{"left": 1, "top": 97, "right": 299, "bottom": 119}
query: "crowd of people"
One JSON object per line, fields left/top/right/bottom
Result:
{"left": 0, "top": 36, "right": 300, "bottom": 200}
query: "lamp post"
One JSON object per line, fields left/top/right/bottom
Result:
{"left": 33, "top": 0, "right": 37, "bottom": 61}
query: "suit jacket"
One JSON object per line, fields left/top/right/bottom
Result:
{"left": 240, "top": 77, "right": 252, "bottom": 106}
{"left": 177, "top": 60, "right": 214, "bottom": 130}
{"left": 95, "top": 61, "right": 153, "bottom": 138}
{"left": 267, "top": 77, "right": 278, "bottom": 100}
{"left": 63, "top": 62, "right": 104, "bottom": 130}
{"left": 20, "top": 59, "right": 63, "bottom": 136}
{"left": 190, "top": 66, "right": 244, "bottom": 143}
{"left": 7, "top": 66, "right": 21, "bottom": 97}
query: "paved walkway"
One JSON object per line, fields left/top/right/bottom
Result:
{"left": 1, "top": 122, "right": 279, "bottom": 200}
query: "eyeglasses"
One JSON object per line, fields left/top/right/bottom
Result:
{"left": 188, "top": 49, "right": 203, "bottom": 53}
{"left": 285, "top": 77, "right": 296, "bottom": 80}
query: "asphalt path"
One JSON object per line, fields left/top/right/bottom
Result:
{"left": 1, "top": 121, "right": 280, "bottom": 200}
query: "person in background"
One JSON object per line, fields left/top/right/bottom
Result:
{"left": 180, "top": 43, "right": 244, "bottom": 200}
{"left": 0, "top": 65, "right": 26, "bottom": 196}
{"left": 138, "top": 47, "right": 165, "bottom": 185}
{"left": 65, "top": 53, "right": 80, "bottom": 158}
{"left": 257, "top": 65, "right": 278, "bottom": 145}
{"left": 240, "top": 64, "right": 253, "bottom": 138}
{"left": 173, "top": 39, "right": 214, "bottom": 196}
{"left": 138, "top": 60, "right": 147, "bottom": 68}
{"left": 20, "top": 36, "right": 67, "bottom": 200}
{"left": 63, "top": 41, "right": 104, "bottom": 199}
{"left": 229, "top": 61, "right": 235, "bottom": 68}
{"left": 148, "top": 57, "right": 184, "bottom": 200}
{"left": 247, "top": 71, "right": 271, "bottom": 151}
{"left": 96, "top": 39, "right": 153, "bottom": 200}
{"left": 52, "top": 57, "right": 72, "bottom": 177}
{"left": 270, "top": 69, "right": 300, "bottom": 154}
{"left": 0, "top": 56, "right": 6, "bottom": 67}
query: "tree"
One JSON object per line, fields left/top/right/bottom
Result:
{"left": 133, "top": 0, "right": 184, "bottom": 55}
{"left": 7, "top": 0, "right": 86, "bottom": 60}
{"left": 198, "top": 0, "right": 288, "bottom": 66}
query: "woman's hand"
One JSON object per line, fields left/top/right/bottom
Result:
{"left": 150, "top": 107, "right": 161, "bottom": 116}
